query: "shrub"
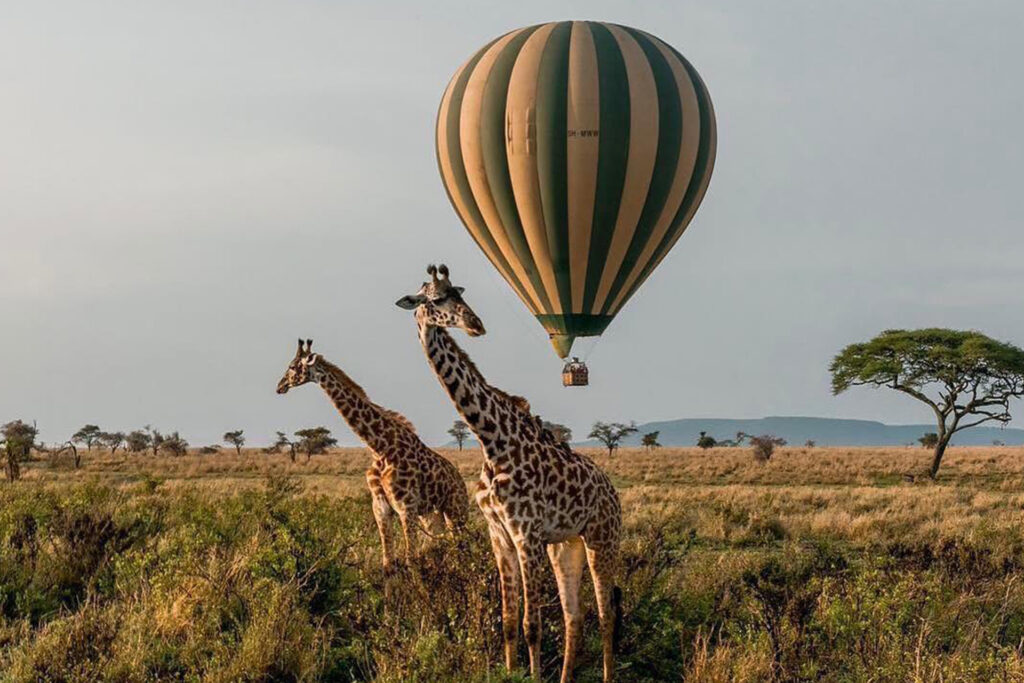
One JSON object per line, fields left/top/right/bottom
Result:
{"left": 697, "top": 431, "right": 717, "bottom": 449}
{"left": 750, "top": 434, "right": 786, "bottom": 462}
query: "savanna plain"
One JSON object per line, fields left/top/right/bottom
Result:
{"left": 4, "top": 445, "right": 1024, "bottom": 682}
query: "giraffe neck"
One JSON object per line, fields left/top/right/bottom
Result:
{"left": 315, "top": 364, "right": 397, "bottom": 458}
{"left": 417, "top": 318, "right": 511, "bottom": 455}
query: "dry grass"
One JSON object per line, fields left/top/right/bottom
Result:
{"left": 29, "top": 443, "right": 1024, "bottom": 485}
{"left": 5, "top": 445, "right": 1024, "bottom": 681}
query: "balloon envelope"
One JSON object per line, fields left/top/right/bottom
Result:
{"left": 436, "top": 21, "right": 716, "bottom": 357}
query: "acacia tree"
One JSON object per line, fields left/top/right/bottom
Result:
{"left": 2, "top": 420, "right": 38, "bottom": 482}
{"left": 447, "top": 420, "right": 470, "bottom": 450}
{"left": 696, "top": 431, "right": 717, "bottom": 449}
{"left": 142, "top": 426, "right": 165, "bottom": 457}
{"left": 100, "top": 431, "right": 125, "bottom": 455}
{"left": 641, "top": 431, "right": 661, "bottom": 451}
{"left": 542, "top": 421, "right": 572, "bottom": 444}
{"left": 274, "top": 431, "right": 298, "bottom": 463}
{"left": 125, "top": 430, "right": 151, "bottom": 454}
{"left": 588, "top": 421, "right": 637, "bottom": 457}
{"left": 295, "top": 427, "right": 337, "bottom": 463}
{"left": 72, "top": 424, "right": 102, "bottom": 451}
{"left": 159, "top": 432, "right": 189, "bottom": 457}
{"left": 918, "top": 432, "right": 939, "bottom": 449}
{"left": 223, "top": 430, "right": 245, "bottom": 456}
{"left": 831, "top": 328, "right": 1024, "bottom": 479}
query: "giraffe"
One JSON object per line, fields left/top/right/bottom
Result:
{"left": 276, "top": 339, "right": 468, "bottom": 569}
{"left": 396, "top": 265, "right": 623, "bottom": 683}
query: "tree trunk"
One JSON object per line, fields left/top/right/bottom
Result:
{"left": 6, "top": 450, "right": 20, "bottom": 481}
{"left": 929, "top": 436, "right": 951, "bottom": 479}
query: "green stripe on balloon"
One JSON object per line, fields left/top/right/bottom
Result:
{"left": 536, "top": 313, "right": 615, "bottom": 357}
{"left": 599, "top": 25, "right": 685, "bottom": 315}
{"left": 616, "top": 44, "right": 715, "bottom": 311}
{"left": 534, "top": 21, "right": 573, "bottom": 314}
{"left": 582, "top": 22, "right": 631, "bottom": 315}
{"left": 479, "top": 25, "right": 554, "bottom": 314}
{"left": 439, "top": 36, "right": 534, "bottom": 308}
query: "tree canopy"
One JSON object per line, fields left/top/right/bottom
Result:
{"left": 274, "top": 431, "right": 297, "bottom": 462}
{"left": 223, "top": 430, "right": 245, "bottom": 455}
{"left": 831, "top": 328, "right": 1024, "bottom": 477}
{"left": 99, "top": 431, "right": 125, "bottom": 454}
{"left": 542, "top": 421, "right": 573, "bottom": 444}
{"left": 295, "top": 427, "right": 337, "bottom": 462}
{"left": 72, "top": 424, "right": 102, "bottom": 450}
{"left": 696, "top": 431, "right": 717, "bottom": 449}
{"left": 2, "top": 420, "right": 38, "bottom": 481}
{"left": 125, "top": 430, "right": 151, "bottom": 454}
{"left": 447, "top": 420, "right": 470, "bottom": 450}
{"left": 588, "top": 421, "right": 637, "bottom": 457}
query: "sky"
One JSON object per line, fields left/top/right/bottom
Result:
{"left": 2, "top": 1, "right": 1023, "bottom": 447}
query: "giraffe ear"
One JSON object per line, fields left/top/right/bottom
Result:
{"left": 454, "top": 286, "right": 465, "bottom": 295}
{"left": 396, "top": 294, "right": 427, "bottom": 310}
{"left": 302, "top": 353, "right": 320, "bottom": 366}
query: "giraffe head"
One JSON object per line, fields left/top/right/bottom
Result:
{"left": 395, "top": 264, "right": 486, "bottom": 337}
{"left": 276, "top": 339, "right": 326, "bottom": 394}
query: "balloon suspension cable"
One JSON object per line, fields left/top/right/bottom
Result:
{"left": 480, "top": 263, "right": 538, "bottom": 338}
{"left": 574, "top": 336, "right": 601, "bottom": 363}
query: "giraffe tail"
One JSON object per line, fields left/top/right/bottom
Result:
{"left": 612, "top": 585, "right": 624, "bottom": 652}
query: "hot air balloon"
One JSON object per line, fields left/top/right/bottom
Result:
{"left": 436, "top": 21, "right": 716, "bottom": 383}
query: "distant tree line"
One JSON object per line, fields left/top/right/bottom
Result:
{"left": 0, "top": 420, "right": 350, "bottom": 481}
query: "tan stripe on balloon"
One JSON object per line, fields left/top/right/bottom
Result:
{"left": 566, "top": 21, "right": 600, "bottom": 313}
{"left": 437, "top": 60, "right": 537, "bottom": 315}
{"left": 590, "top": 24, "right": 660, "bottom": 314}
{"left": 458, "top": 28, "right": 547, "bottom": 313}
{"left": 505, "top": 22, "right": 562, "bottom": 314}
{"left": 612, "top": 86, "right": 715, "bottom": 315}
{"left": 608, "top": 33, "right": 703, "bottom": 314}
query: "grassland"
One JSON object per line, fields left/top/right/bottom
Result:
{"left": 4, "top": 445, "right": 1024, "bottom": 681}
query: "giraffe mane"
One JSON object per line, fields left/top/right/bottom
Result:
{"left": 448, "top": 335, "right": 531, "bottom": 414}
{"left": 319, "top": 359, "right": 417, "bottom": 434}
{"left": 376, "top": 407, "right": 417, "bottom": 434}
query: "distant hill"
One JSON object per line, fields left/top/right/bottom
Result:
{"left": 586, "top": 416, "right": 1024, "bottom": 447}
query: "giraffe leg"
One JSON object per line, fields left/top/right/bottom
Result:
{"left": 585, "top": 540, "right": 620, "bottom": 683}
{"left": 420, "top": 511, "right": 448, "bottom": 546}
{"left": 478, "top": 489, "right": 520, "bottom": 671}
{"left": 516, "top": 538, "right": 548, "bottom": 680}
{"left": 366, "top": 466, "right": 396, "bottom": 570}
{"left": 396, "top": 506, "right": 419, "bottom": 565}
{"left": 548, "top": 536, "right": 587, "bottom": 683}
